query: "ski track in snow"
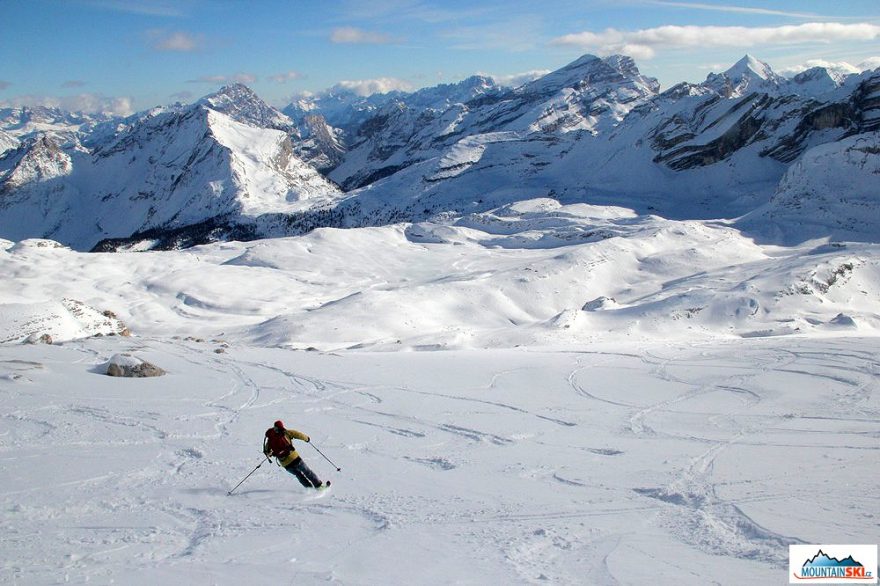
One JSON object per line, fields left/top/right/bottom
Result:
{"left": 1, "top": 337, "right": 878, "bottom": 584}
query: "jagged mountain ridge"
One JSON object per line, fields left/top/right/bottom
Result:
{"left": 320, "top": 55, "right": 879, "bottom": 241}
{"left": 1, "top": 53, "right": 878, "bottom": 250}
{"left": 327, "top": 55, "right": 661, "bottom": 191}
{"left": 0, "top": 95, "right": 342, "bottom": 250}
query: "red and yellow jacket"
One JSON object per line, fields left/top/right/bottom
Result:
{"left": 264, "top": 428, "right": 310, "bottom": 467}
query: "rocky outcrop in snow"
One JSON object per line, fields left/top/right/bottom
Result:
{"left": 105, "top": 353, "right": 165, "bottom": 377}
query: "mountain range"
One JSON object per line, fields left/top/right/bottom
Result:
{"left": 1, "top": 54, "right": 878, "bottom": 251}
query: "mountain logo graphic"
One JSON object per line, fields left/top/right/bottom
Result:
{"left": 790, "top": 545, "right": 878, "bottom": 583}
{"left": 804, "top": 551, "right": 864, "bottom": 569}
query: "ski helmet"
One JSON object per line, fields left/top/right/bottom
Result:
{"left": 273, "top": 420, "right": 284, "bottom": 431}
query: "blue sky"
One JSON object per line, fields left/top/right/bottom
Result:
{"left": 1, "top": 0, "right": 878, "bottom": 114}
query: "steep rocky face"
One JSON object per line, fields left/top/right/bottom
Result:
{"left": 853, "top": 72, "right": 880, "bottom": 131}
{"left": 0, "top": 130, "right": 19, "bottom": 156}
{"left": 651, "top": 93, "right": 776, "bottom": 170}
{"left": 645, "top": 66, "right": 878, "bottom": 171}
{"left": 293, "top": 113, "right": 346, "bottom": 172}
{"left": 0, "top": 134, "right": 74, "bottom": 193}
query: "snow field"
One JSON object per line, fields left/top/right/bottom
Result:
{"left": 1, "top": 336, "right": 877, "bottom": 584}
{"left": 1, "top": 200, "right": 878, "bottom": 350}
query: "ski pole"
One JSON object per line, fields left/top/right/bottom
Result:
{"left": 228, "top": 455, "right": 270, "bottom": 496}
{"left": 310, "top": 442, "right": 341, "bottom": 472}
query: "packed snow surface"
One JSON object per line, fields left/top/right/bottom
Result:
{"left": 1, "top": 336, "right": 878, "bottom": 584}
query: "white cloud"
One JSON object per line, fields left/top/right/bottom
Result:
{"left": 188, "top": 73, "right": 258, "bottom": 85}
{"left": 330, "top": 27, "right": 395, "bottom": 45}
{"left": 615, "top": 44, "right": 657, "bottom": 61}
{"left": 268, "top": 71, "right": 304, "bottom": 84}
{"left": 550, "top": 22, "right": 880, "bottom": 58}
{"left": 332, "top": 77, "right": 413, "bottom": 96}
{"left": 859, "top": 57, "right": 880, "bottom": 71}
{"left": 778, "top": 59, "right": 861, "bottom": 77}
{"left": 483, "top": 69, "right": 551, "bottom": 88}
{"left": 148, "top": 30, "right": 204, "bottom": 52}
{"left": 1, "top": 93, "right": 134, "bottom": 116}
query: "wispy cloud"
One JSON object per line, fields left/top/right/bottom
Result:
{"left": 338, "top": 0, "right": 490, "bottom": 25}
{"left": 645, "top": 1, "right": 821, "bottom": 19}
{"left": 550, "top": 22, "right": 880, "bottom": 59}
{"left": 441, "top": 16, "right": 544, "bottom": 52}
{"left": 62, "top": 80, "right": 88, "bottom": 89}
{"left": 0, "top": 81, "right": 11, "bottom": 91}
{"left": 268, "top": 71, "right": 305, "bottom": 84}
{"left": 147, "top": 30, "right": 205, "bottom": 52}
{"left": 330, "top": 27, "right": 397, "bottom": 45}
{"left": 80, "top": 0, "right": 188, "bottom": 17}
{"left": 332, "top": 77, "right": 413, "bottom": 96}
{"left": 188, "top": 73, "right": 258, "bottom": 85}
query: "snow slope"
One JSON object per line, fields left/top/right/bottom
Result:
{"left": 741, "top": 132, "right": 880, "bottom": 243}
{"left": 1, "top": 335, "right": 877, "bottom": 584}
{"left": 1, "top": 193, "right": 878, "bottom": 585}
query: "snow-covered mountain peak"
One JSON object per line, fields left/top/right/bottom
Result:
{"left": 198, "top": 83, "right": 294, "bottom": 131}
{"left": 730, "top": 54, "right": 776, "bottom": 80}
{"left": 704, "top": 54, "right": 785, "bottom": 98}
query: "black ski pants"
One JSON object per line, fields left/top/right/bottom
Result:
{"left": 284, "top": 457, "right": 322, "bottom": 488}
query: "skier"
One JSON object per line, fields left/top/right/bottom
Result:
{"left": 263, "top": 420, "right": 328, "bottom": 489}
